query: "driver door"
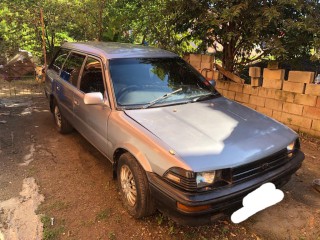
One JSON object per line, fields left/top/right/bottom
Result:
{"left": 73, "top": 56, "right": 111, "bottom": 156}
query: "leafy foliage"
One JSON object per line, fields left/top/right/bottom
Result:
{"left": 169, "top": 0, "right": 320, "bottom": 72}
{"left": 0, "top": 0, "right": 320, "bottom": 73}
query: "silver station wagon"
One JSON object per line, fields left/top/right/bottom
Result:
{"left": 45, "top": 42, "right": 304, "bottom": 225}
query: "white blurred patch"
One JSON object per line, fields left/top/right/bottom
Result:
{"left": 19, "top": 144, "right": 35, "bottom": 166}
{"left": 20, "top": 107, "right": 33, "bottom": 116}
{"left": 0, "top": 178, "right": 44, "bottom": 240}
{"left": 231, "top": 182, "right": 284, "bottom": 224}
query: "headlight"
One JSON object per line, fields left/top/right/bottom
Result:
{"left": 196, "top": 171, "right": 217, "bottom": 188}
{"left": 164, "top": 167, "right": 227, "bottom": 191}
{"left": 287, "top": 141, "right": 295, "bottom": 151}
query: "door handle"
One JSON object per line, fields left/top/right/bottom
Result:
{"left": 74, "top": 99, "right": 79, "bottom": 105}
{"left": 56, "top": 85, "right": 61, "bottom": 91}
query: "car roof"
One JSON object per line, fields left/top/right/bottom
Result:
{"left": 62, "top": 41, "right": 178, "bottom": 59}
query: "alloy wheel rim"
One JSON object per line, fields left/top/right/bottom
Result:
{"left": 120, "top": 165, "right": 137, "bottom": 206}
{"left": 54, "top": 106, "right": 62, "bottom": 128}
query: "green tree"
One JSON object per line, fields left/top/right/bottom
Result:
{"left": 112, "top": 0, "right": 199, "bottom": 54}
{"left": 169, "top": 0, "right": 320, "bottom": 72}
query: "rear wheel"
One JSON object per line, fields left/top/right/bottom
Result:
{"left": 117, "top": 153, "right": 156, "bottom": 218}
{"left": 53, "top": 101, "right": 73, "bottom": 134}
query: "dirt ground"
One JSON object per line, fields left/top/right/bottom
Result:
{"left": 0, "top": 95, "right": 319, "bottom": 240}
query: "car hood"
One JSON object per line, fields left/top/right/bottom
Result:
{"left": 124, "top": 97, "right": 297, "bottom": 172}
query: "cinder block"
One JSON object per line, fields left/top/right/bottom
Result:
{"left": 293, "top": 94, "right": 317, "bottom": 107}
{"left": 312, "top": 120, "right": 320, "bottom": 131}
{"left": 190, "top": 61, "right": 201, "bottom": 69}
{"left": 183, "top": 55, "right": 190, "bottom": 63}
{"left": 281, "top": 112, "right": 312, "bottom": 129}
{"left": 256, "top": 106, "right": 273, "bottom": 117}
{"left": 282, "top": 81, "right": 305, "bottom": 94}
{"left": 213, "top": 70, "right": 220, "bottom": 80}
{"left": 201, "top": 55, "right": 213, "bottom": 63}
{"left": 189, "top": 54, "right": 202, "bottom": 62}
{"left": 251, "top": 77, "right": 261, "bottom": 87}
{"left": 265, "top": 99, "right": 283, "bottom": 111}
{"left": 286, "top": 124, "right": 299, "bottom": 131}
{"left": 262, "top": 79, "right": 283, "bottom": 89}
{"left": 243, "top": 84, "right": 257, "bottom": 95}
{"left": 204, "top": 70, "right": 213, "bottom": 79}
{"left": 267, "top": 61, "right": 279, "bottom": 70}
{"left": 303, "top": 106, "right": 320, "bottom": 120}
{"left": 235, "top": 92, "right": 250, "bottom": 103}
{"left": 225, "top": 90, "right": 235, "bottom": 100}
{"left": 249, "top": 95, "right": 265, "bottom": 107}
{"left": 299, "top": 127, "right": 320, "bottom": 138}
{"left": 205, "top": 70, "right": 220, "bottom": 80}
{"left": 274, "top": 90, "right": 295, "bottom": 102}
{"left": 243, "top": 103, "right": 257, "bottom": 110}
{"left": 229, "top": 83, "right": 244, "bottom": 93}
{"left": 201, "top": 62, "right": 212, "bottom": 71}
{"left": 305, "top": 84, "right": 320, "bottom": 96}
{"left": 272, "top": 110, "right": 282, "bottom": 121}
{"left": 283, "top": 102, "right": 303, "bottom": 115}
{"left": 221, "top": 89, "right": 228, "bottom": 96}
{"left": 288, "top": 71, "right": 315, "bottom": 83}
{"left": 216, "top": 80, "right": 230, "bottom": 90}
{"left": 263, "top": 68, "right": 285, "bottom": 81}
{"left": 215, "top": 80, "right": 224, "bottom": 89}
{"left": 258, "top": 88, "right": 276, "bottom": 99}
{"left": 249, "top": 67, "right": 261, "bottom": 77}
{"left": 317, "top": 97, "right": 320, "bottom": 108}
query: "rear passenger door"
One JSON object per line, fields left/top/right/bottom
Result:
{"left": 73, "top": 56, "right": 111, "bottom": 156}
{"left": 57, "top": 52, "right": 86, "bottom": 122}
{"left": 46, "top": 48, "right": 69, "bottom": 99}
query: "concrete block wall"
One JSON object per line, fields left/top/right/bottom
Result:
{"left": 215, "top": 80, "right": 320, "bottom": 138}
{"left": 187, "top": 55, "right": 320, "bottom": 137}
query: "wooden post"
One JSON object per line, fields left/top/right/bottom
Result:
{"left": 40, "top": 8, "right": 47, "bottom": 76}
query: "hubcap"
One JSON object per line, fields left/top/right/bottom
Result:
{"left": 120, "top": 165, "right": 137, "bottom": 206}
{"left": 54, "top": 106, "right": 62, "bottom": 128}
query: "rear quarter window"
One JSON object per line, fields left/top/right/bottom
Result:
{"left": 49, "top": 48, "right": 70, "bottom": 74}
{"left": 60, "top": 52, "right": 86, "bottom": 86}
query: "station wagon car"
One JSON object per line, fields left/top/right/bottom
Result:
{"left": 45, "top": 42, "right": 304, "bottom": 225}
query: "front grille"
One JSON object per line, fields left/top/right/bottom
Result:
{"left": 232, "top": 149, "right": 292, "bottom": 183}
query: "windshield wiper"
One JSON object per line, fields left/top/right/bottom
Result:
{"left": 191, "top": 92, "right": 219, "bottom": 102}
{"left": 142, "top": 88, "right": 183, "bottom": 109}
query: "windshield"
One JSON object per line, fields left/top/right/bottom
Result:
{"left": 109, "top": 57, "right": 218, "bottom": 109}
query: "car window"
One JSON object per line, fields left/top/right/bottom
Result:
{"left": 60, "top": 52, "right": 86, "bottom": 86}
{"left": 49, "top": 49, "right": 70, "bottom": 74}
{"left": 109, "top": 57, "right": 216, "bottom": 108}
{"left": 79, "top": 57, "right": 105, "bottom": 94}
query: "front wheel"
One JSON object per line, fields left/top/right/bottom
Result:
{"left": 117, "top": 153, "right": 156, "bottom": 218}
{"left": 53, "top": 101, "right": 73, "bottom": 134}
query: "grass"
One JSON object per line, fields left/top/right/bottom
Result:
{"left": 95, "top": 208, "right": 112, "bottom": 222}
{"left": 0, "top": 77, "right": 44, "bottom": 98}
{"left": 47, "top": 201, "right": 69, "bottom": 211}
{"left": 41, "top": 215, "right": 65, "bottom": 240}
{"left": 108, "top": 232, "right": 116, "bottom": 240}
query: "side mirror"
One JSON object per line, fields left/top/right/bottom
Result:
{"left": 84, "top": 92, "right": 104, "bottom": 105}
{"left": 208, "top": 79, "right": 216, "bottom": 88}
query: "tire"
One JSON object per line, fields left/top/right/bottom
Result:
{"left": 53, "top": 100, "right": 73, "bottom": 134}
{"left": 117, "top": 153, "right": 156, "bottom": 218}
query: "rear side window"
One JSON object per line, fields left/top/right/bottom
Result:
{"left": 49, "top": 49, "right": 69, "bottom": 73}
{"left": 60, "top": 52, "right": 86, "bottom": 86}
{"left": 79, "top": 57, "right": 105, "bottom": 94}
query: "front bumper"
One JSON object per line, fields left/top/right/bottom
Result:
{"left": 147, "top": 150, "right": 304, "bottom": 226}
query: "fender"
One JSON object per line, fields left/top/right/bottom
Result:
{"left": 113, "top": 142, "right": 153, "bottom": 173}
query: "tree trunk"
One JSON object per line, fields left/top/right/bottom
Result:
{"left": 222, "top": 42, "right": 236, "bottom": 73}
{"left": 222, "top": 22, "right": 237, "bottom": 73}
